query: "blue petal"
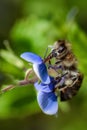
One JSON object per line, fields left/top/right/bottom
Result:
{"left": 34, "top": 82, "right": 52, "bottom": 92}
{"left": 33, "top": 63, "right": 51, "bottom": 84}
{"left": 37, "top": 91, "right": 58, "bottom": 115}
{"left": 34, "top": 79, "right": 56, "bottom": 92}
{"left": 20, "top": 52, "right": 42, "bottom": 64}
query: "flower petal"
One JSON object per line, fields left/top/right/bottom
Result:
{"left": 37, "top": 91, "right": 58, "bottom": 115}
{"left": 34, "top": 78, "right": 56, "bottom": 92}
{"left": 20, "top": 52, "right": 42, "bottom": 64}
{"left": 33, "top": 63, "right": 51, "bottom": 84}
{"left": 34, "top": 82, "right": 52, "bottom": 92}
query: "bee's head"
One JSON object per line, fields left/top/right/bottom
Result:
{"left": 52, "top": 40, "right": 70, "bottom": 59}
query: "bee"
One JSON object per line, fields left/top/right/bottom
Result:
{"left": 44, "top": 40, "right": 83, "bottom": 101}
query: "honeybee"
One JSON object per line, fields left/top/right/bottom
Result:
{"left": 44, "top": 40, "right": 83, "bottom": 101}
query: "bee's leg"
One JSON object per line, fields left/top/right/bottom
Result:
{"left": 48, "top": 64, "right": 54, "bottom": 69}
{"left": 55, "top": 60, "right": 65, "bottom": 70}
{"left": 49, "top": 59, "right": 51, "bottom": 65}
{"left": 54, "top": 72, "right": 69, "bottom": 91}
{"left": 55, "top": 60, "right": 62, "bottom": 64}
{"left": 56, "top": 77, "right": 65, "bottom": 87}
{"left": 55, "top": 72, "right": 68, "bottom": 82}
{"left": 48, "top": 64, "right": 64, "bottom": 75}
{"left": 69, "top": 71, "right": 78, "bottom": 80}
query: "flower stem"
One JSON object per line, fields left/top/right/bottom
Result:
{"left": 0, "top": 76, "right": 38, "bottom": 94}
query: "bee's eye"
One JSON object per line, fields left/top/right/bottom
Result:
{"left": 58, "top": 46, "right": 65, "bottom": 53}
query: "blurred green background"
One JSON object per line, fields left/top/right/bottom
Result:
{"left": 0, "top": 0, "right": 87, "bottom": 130}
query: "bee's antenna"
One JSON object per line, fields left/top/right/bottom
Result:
{"left": 43, "top": 45, "right": 53, "bottom": 59}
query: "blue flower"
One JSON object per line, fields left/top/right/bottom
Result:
{"left": 34, "top": 78, "right": 58, "bottom": 115}
{"left": 20, "top": 52, "right": 50, "bottom": 84}
{"left": 20, "top": 52, "right": 65, "bottom": 115}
